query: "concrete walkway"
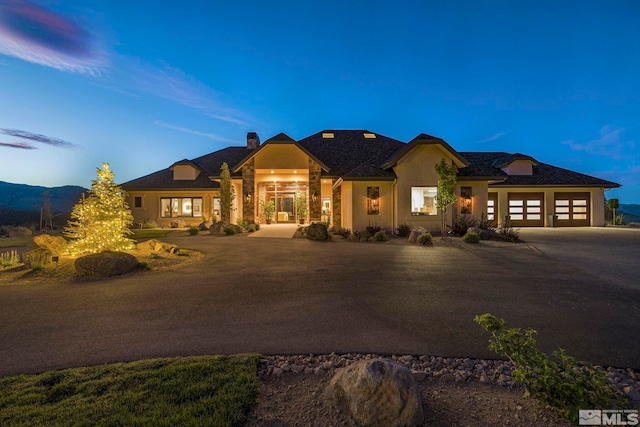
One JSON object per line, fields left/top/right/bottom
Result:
{"left": 247, "top": 223, "right": 299, "bottom": 238}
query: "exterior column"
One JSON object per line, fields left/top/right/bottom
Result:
{"left": 309, "top": 158, "right": 322, "bottom": 222}
{"left": 242, "top": 159, "right": 255, "bottom": 223}
{"left": 332, "top": 180, "right": 341, "bottom": 227}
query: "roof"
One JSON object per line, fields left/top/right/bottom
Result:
{"left": 492, "top": 153, "right": 539, "bottom": 168}
{"left": 298, "top": 130, "right": 405, "bottom": 179}
{"left": 381, "top": 133, "right": 469, "bottom": 169}
{"left": 459, "top": 152, "right": 620, "bottom": 188}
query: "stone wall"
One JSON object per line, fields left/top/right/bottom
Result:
{"left": 242, "top": 159, "right": 255, "bottom": 223}
{"left": 332, "top": 181, "right": 341, "bottom": 227}
{"left": 309, "top": 158, "right": 322, "bottom": 221}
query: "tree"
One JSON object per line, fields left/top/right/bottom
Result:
{"left": 606, "top": 198, "right": 619, "bottom": 225}
{"left": 41, "top": 190, "right": 53, "bottom": 230}
{"left": 434, "top": 158, "right": 458, "bottom": 239}
{"left": 65, "top": 163, "right": 134, "bottom": 255}
{"left": 219, "top": 162, "right": 235, "bottom": 223}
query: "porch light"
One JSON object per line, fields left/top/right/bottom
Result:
{"left": 245, "top": 192, "right": 252, "bottom": 202}
{"left": 312, "top": 191, "right": 317, "bottom": 202}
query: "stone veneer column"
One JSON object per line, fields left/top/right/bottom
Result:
{"left": 242, "top": 159, "right": 255, "bottom": 223}
{"left": 332, "top": 180, "right": 341, "bottom": 227}
{"left": 308, "top": 158, "right": 322, "bottom": 222}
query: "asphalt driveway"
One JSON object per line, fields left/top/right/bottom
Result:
{"left": 1, "top": 228, "right": 639, "bottom": 377}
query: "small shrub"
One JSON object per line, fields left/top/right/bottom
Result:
{"left": 175, "top": 250, "right": 189, "bottom": 256}
{"left": 211, "top": 216, "right": 218, "bottom": 224}
{"left": 478, "top": 212, "right": 492, "bottom": 230}
{"left": 0, "top": 250, "right": 21, "bottom": 267}
{"left": 136, "top": 261, "right": 149, "bottom": 270}
{"left": 247, "top": 224, "right": 256, "bottom": 233}
{"left": 254, "top": 222, "right": 260, "bottom": 231}
{"left": 396, "top": 223, "right": 411, "bottom": 237}
{"left": 236, "top": 218, "right": 247, "bottom": 229}
{"left": 448, "top": 216, "right": 478, "bottom": 236}
{"left": 187, "top": 225, "right": 199, "bottom": 236}
{"left": 463, "top": 231, "right": 480, "bottom": 243}
{"left": 0, "top": 226, "right": 9, "bottom": 237}
{"left": 365, "top": 225, "right": 381, "bottom": 236}
{"left": 147, "top": 253, "right": 160, "bottom": 259}
{"left": 334, "top": 227, "right": 351, "bottom": 239}
{"left": 495, "top": 225, "right": 521, "bottom": 242}
{"left": 373, "top": 230, "right": 388, "bottom": 242}
{"left": 24, "top": 251, "right": 48, "bottom": 271}
{"left": 142, "top": 219, "right": 158, "bottom": 229}
{"left": 475, "top": 313, "right": 629, "bottom": 423}
{"left": 417, "top": 232, "right": 432, "bottom": 245}
{"left": 223, "top": 225, "right": 236, "bottom": 235}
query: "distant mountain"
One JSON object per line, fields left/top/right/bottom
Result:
{"left": 618, "top": 204, "right": 640, "bottom": 224}
{"left": 0, "top": 181, "right": 86, "bottom": 213}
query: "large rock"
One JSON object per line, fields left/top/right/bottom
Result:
{"left": 135, "top": 239, "right": 179, "bottom": 254}
{"left": 75, "top": 251, "right": 139, "bottom": 277}
{"left": 408, "top": 227, "right": 427, "bottom": 243}
{"left": 325, "top": 358, "right": 424, "bottom": 427}
{"left": 305, "top": 222, "right": 328, "bottom": 240}
{"left": 28, "top": 234, "right": 67, "bottom": 256}
{"left": 198, "top": 221, "right": 212, "bottom": 231}
{"left": 467, "top": 226, "right": 495, "bottom": 241}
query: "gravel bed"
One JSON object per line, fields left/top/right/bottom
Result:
{"left": 258, "top": 353, "right": 640, "bottom": 400}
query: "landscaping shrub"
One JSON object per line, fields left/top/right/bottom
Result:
{"left": 0, "top": 250, "right": 20, "bottom": 267}
{"left": 365, "top": 225, "right": 382, "bottom": 236}
{"left": 448, "top": 215, "right": 478, "bottom": 236}
{"left": 463, "top": 230, "right": 480, "bottom": 243}
{"left": 417, "top": 232, "right": 432, "bottom": 245}
{"left": 373, "top": 230, "right": 388, "bottom": 242}
{"left": 24, "top": 251, "right": 49, "bottom": 271}
{"left": 187, "top": 225, "right": 199, "bottom": 236}
{"left": 142, "top": 219, "right": 158, "bottom": 229}
{"left": 236, "top": 218, "right": 247, "bottom": 229}
{"left": 0, "top": 226, "right": 9, "bottom": 237}
{"left": 495, "top": 225, "right": 521, "bottom": 242}
{"left": 396, "top": 223, "right": 411, "bottom": 237}
{"left": 254, "top": 222, "right": 260, "bottom": 230}
{"left": 147, "top": 253, "right": 160, "bottom": 259}
{"left": 223, "top": 225, "right": 236, "bottom": 235}
{"left": 334, "top": 227, "right": 351, "bottom": 239}
{"left": 136, "top": 261, "right": 149, "bottom": 270}
{"left": 475, "top": 313, "right": 629, "bottom": 423}
{"left": 247, "top": 224, "right": 256, "bottom": 232}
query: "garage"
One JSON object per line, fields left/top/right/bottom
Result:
{"left": 554, "top": 192, "right": 590, "bottom": 227}
{"left": 507, "top": 192, "right": 544, "bottom": 227}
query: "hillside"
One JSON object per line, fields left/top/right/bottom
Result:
{"left": 0, "top": 181, "right": 86, "bottom": 213}
{"left": 618, "top": 204, "right": 640, "bottom": 224}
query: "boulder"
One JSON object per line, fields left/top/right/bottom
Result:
{"left": 467, "top": 226, "right": 495, "bottom": 241}
{"left": 28, "top": 234, "right": 67, "bottom": 256}
{"left": 75, "top": 251, "right": 139, "bottom": 277}
{"left": 209, "top": 221, "right": 227, "bottom": 235}
{"left": 325, "top": 358, "right": 424, "bottom": 427}
{"left": 136, "top": 239, "right": 179, "bottom": 254}
{"left": 198, "top": 221, "right": 212, "bottom": 231}
{"left": 9, "top": 226, "right": 32, "bottom": 237}
{"left": 170, "top": 220, "right": 185, "bottom": 228}
{"left": 408, "top": 227, "right": 427, "bottom": 243}
{"left": 305, "top": 222, "right": 328, "bottom": 240}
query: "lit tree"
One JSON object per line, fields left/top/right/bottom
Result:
{"left": 65, "top": 163, "right": 134, "bottom": 255}
{"left": 606, "top": 198, "right": 619, "bottom": 225}
{"left": 219, "top": 162, "right": 235, "bottom": 223}
{"left": 435, "top": 158, "right": 458, "bottom": 239}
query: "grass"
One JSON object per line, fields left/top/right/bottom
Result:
{"left": 0, "top": 354, "right": 261, "bottom": 427}
{"left": 0, "top": 237, "right": 32, "bottom": 248}
{"left": 130, "top": 229, "right": 175, "bottom": 240}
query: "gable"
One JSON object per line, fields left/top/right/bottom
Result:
{"left": 254, "top": 144, "right": 310, "bottom": 170}
{"left": 172, "top": 164, "right": 201, "bottom": 180}
{"left": 501, "top": 159, "right": 534, "bottom": 176}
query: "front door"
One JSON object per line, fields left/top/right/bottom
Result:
{"left": 271, "top": 194, "right": 295, "bottom": 223}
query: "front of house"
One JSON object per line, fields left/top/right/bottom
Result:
{"left": 122, "top": 130, "right": 620, "bottom": 233}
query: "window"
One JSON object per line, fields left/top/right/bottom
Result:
{"left": 367, "top": 186, "right": 379, "bottom": 215}
{"left": 212, "top": 197, "right": 221, "bottom": 219}
{"left": 134, "top": 196, "right": 142, "bottom": 208}
{"left": 460, "top": 187, "right": 472, "bottom": 214}
{"left": 411, "top": 187, "right": 437, "bottom": 216}
{"left": 161, "top": 197, "right": 202, "bottom": 218}
{"left": 487, "top": 193, "right": 497, "bottom": 222}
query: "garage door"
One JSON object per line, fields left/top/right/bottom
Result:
{"left": 554, "top": 192, "right": 590, "bottom": 227}
{"left": 507, "top": 192, "right": 544, "bottom": 227}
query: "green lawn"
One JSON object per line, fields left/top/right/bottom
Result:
{"left": 0, "top": 354, "right": 261, "bottom": 427}
{"left": 0, "top": 237, "right": 32, "bottom": 248}
{"left": 130, "top": 229, "right": 176, "bottom": 240}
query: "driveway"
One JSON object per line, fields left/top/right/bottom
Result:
{"left": 1, "top": 230, "right": 639, "bottom": 377}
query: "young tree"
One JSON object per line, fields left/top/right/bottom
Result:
{"left": 65, "top": 163, "right": 134, "bottom": 255}
{"left": 434, "top": 158, "right": 458, "bottom": 239}
{"left": 606, "top": 198, "right": 619, "bottom": 225}
{"left": 219, "top": 162, "right": 235, "bottom": 223}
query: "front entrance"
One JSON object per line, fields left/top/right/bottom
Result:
{"left": 262, "top": 182, "right": 307, "bottom": 223}
{"left": 270, "top": 194, "right": 295, "bottom": 223}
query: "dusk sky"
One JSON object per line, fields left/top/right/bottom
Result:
{"left": 0, "top": 0, "right": 638, "bottom": 203}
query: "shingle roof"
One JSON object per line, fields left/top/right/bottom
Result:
{"left": 297, "top": 130, "right": 405, "bottom": 179}
{"left": 459, "top": 152, "right": 620, "bottom": 187}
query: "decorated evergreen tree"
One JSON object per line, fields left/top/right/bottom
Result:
{"left": 65, "top": 163, "right": 134, "bottom": 255}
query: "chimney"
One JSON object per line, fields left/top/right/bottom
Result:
{"left": 247, "top": 132, "right": 260, "bottom": 150}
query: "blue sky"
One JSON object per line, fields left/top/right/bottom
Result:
{"left": 0, "top": 0, "right": 638, "bottom": 203}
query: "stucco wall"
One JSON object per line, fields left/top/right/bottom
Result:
{"left": 341, "top": 181, "right": 353, "bottom": 230}
{"left": 393, "top": 145, "right": 457, "bottom": 234}
{"left": 454, "top": 181, "right": 489, "bottom": 223}
{"left": 172, "top": 165, "right": 200, "bottom": 180}
{"left": 501, "top": 160, "right": 533, "bottom": 176}
{"left": 127, "top": 190, "right": 219, "bottom": 227}
{"left": 346, "top": 181, "right": 394, "bottom": 233}
{"left": 254, "top": 145, "right": 309, "bottom": 169}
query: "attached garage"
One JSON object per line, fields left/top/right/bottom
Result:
{"left": 554, "top": 192, "right": 590, "bottom": 227}
{"left": 507, "top": 192, "right": 544, "bottom": 227}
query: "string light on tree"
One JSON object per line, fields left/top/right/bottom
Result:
{"left": 65, "top": 163, "right": 134, "bottom": 255}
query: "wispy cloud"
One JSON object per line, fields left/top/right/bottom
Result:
{"left": 154, "top": 121, "right": 242, "bottom": 144}
{"left": 0, "top": 141, "right": 37, "bottom": 149}
{"left": 0, "top": 0, "right": 107, "bottom": 76}
{"left": 0, "top": 128, "right": 75, "bottom": 148}
{"left": 562, "top": 125, "right": 635, "bottom": 160}
{"left": 476, "top": 131, "right": 506, "bottom": 144}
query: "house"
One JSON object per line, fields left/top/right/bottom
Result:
{"left": 121, "top": 130, "right": 620, "bottom": 232}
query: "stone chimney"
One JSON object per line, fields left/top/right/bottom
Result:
{"left": 247, "top": 132, "right": 260, "bottom": 150}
